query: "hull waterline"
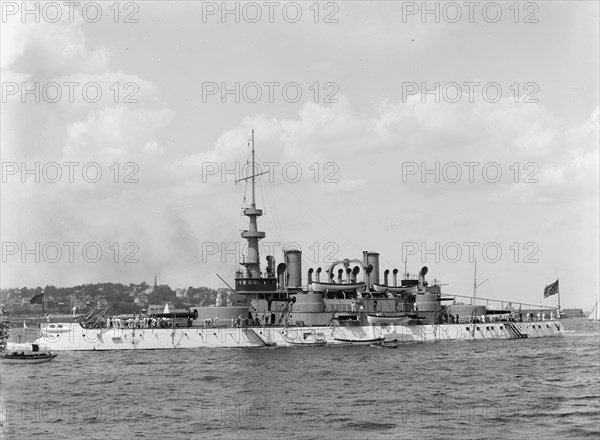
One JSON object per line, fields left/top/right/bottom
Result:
{"left": 34, "top": 320, "right": 565, "bottom": 350}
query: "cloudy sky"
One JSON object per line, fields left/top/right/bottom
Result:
{"left": 1, "top": 1, "right": 598, "bottom": 310}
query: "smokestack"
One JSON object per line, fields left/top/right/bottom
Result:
{"left": 285, "top": 249, "right": 302, "bottom": 288}
{"left": 365, "top": 264, "right": 373, "bottom": 290}
{"left": 384, "top": 269, "right": 389, "bottom": 286}
{"left": 266, "top": 255, "right": 275, "bottom": 277}
{"left": 366, "top": 252, "right": 380, "bottom": 288}
{"left": 418, "top": 266, "right": 428, "bottom": 291}
{"left": 307, "top": 268, "right": 314, "bottom": 285}
{"left": 351, "top": 266, "right": 360, "bottom": 283}
{"left": 343, "top": 259, "right": 350, "bottom": 282}
{"left": 277, "top": 263, "right": 286, "bottom": 290}
{"left": 393, "top": 269, "right": 398, "bottom": 287}
{"left": 316, "top": 267, "right": 322, "bottom": 282}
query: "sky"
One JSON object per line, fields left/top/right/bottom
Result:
{"left": 1, "top": 1, "right": 598, "bottom": 310}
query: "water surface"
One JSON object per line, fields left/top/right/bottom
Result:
{"left": 1, "top": 319, "right": 598, "bottom": 439}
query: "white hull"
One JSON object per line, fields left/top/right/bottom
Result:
{"left": 34, "top": 320, "right": 566, "bottom": 350}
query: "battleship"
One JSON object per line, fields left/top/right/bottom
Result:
{"left": 34, "top": 131, "right": 565, "bottom": 350}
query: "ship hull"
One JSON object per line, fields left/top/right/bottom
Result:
{"left": 33, "top": 320, "right": 566, "bottom": 350}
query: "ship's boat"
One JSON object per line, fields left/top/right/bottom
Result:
{"left": 2, "top": 353, "right": 58, "bottom": 364}
{"left": 333, "top": 336, "right": 385, "bottom": 345}
{"left": 366, "top": 314, "right": 409, "bottom": 325}
{"left": 370, "top": 341, "right": 400, "bottom": 349}
{"left": 285, "top": 340, "right": 327, "bottom": 347}
{"left": 372, "top": 284, "right": 416, "bottom": 294}
{"left": 311, "top": 281, "right": 365, "bottom": 292}
{"left": 1, "top": 342, "right": 58, "bottom": 364}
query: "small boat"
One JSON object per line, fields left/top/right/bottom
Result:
{"left": 366, "top": 314, "right": 409, "bottom": 325}
{"left": 311, "top": 281, "right": 365, "bottom": 292}
{"left": 334, "top": 336, "right": 385, "bottom": 345}
{"left": 1, "top": 343, "right": 58, "bottom": 364}
{"left": 372, "top": 284, "right": 416, "bottom": 294}
{"left": 286, "top": 340, "right": 327, "bottom": 347}
{"left": 2, "top": 353, "right": 58, "bottom": 364}
{"left": 370, "top": 342, "right": 400, "bottom": 349}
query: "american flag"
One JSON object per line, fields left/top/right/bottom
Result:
{"left": 544, "top": 279, "right": 559, "bottom": 298}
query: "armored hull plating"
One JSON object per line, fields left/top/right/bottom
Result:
{"left": 35, "top": 320, "right": 564, "bottom": 350}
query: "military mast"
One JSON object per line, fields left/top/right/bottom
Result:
{"left": 239, "top": 130, "right": 265, "bottom": 278}
{"left": 234, "top": 131, "right": 276, "bottom": 294}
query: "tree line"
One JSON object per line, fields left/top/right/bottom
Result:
{"left": 0, "top": 282, "right": 224, "bottom": 316}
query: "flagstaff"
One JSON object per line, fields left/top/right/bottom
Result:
{"left": 543, "top": 279, "right": 560, "bottom": 314}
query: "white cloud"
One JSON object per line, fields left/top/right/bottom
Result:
{"left": 1, "top": 9, "right": 110, "bottom": 76}
{"left": 62, "top": 105, "right": 174, "bottom": 162}
{"left": 143, "top": 140, "right": 163, "bottom": 155}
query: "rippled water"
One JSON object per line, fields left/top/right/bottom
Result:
{"left": 1, "top": 319, "right": 599, "bottom": 439}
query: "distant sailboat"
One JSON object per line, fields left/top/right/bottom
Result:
{"left": 588, "top": 302, "right": 599, "bottom": 321}
{"left": 589, "top": 289, "right": 600, "bottom": 321}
